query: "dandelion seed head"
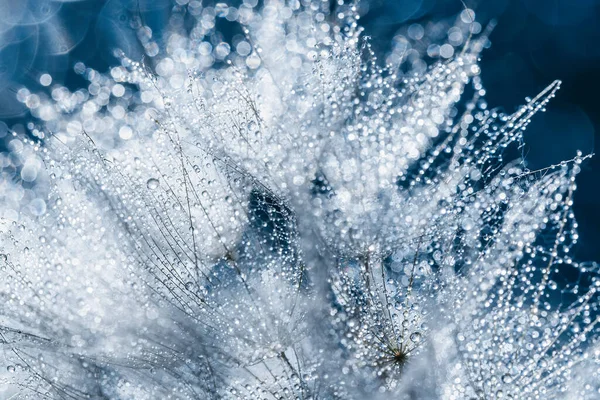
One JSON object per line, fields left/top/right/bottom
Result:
{"left": 0, "top": 1, "right": 598, "bottom": 399}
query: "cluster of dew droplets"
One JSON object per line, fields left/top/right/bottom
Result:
{"left": 320, "top": 60, "right": 588, "bottom": 397}
{"left": 402, "top": 151, "right": 600, "bottom": 400}
{"left": 329, "top": 251, "right": 430, "bottom": 394}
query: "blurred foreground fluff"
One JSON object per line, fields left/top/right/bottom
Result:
{"left": 1, "top": 1, "right": 599, "bottom": 399}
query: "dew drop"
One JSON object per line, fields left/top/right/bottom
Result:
{"left": 146, "top": 178, "right": 160, "bottom": 190}
{"left": 247, "top": 121, "right": 258, "bottom": 134}
{"left": 410, "top": 332, "right": 422, "bottom": 343}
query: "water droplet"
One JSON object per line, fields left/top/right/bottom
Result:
{"left": 146, "top": 178, "right": 159, "bottom": 190}
{"left": 502, "top": 373, "right": 513, "bottom": 384}
{"left": 410, "top": 332, "right": 422, "bottom": 343}
{"left": 7, "top": 365, "right": 15, "bottom": 373}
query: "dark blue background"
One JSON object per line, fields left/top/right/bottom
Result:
{"left": 1, "top": 0, "right": 598, "bottom": 261}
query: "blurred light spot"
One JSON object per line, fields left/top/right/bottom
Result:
{"left": 112, "top": 84, "right": 125, "bottom": 97}
{"left": 440, "top": 44, "right": 454, "bottom": 58}
{"left": 460, "top": 9, "right": 476, "bottom": 24}
{"left": 427, "top": 44, "right": 440, "bottom": 58}
{"left": 29, "top": 198, "right": 46, "bottom": 216}
{"left": 408, "top": 24, "right": 424, "bottom": 40}
{"left": 236, "top": 41, "right": 251, "bottom": 56}
{"left": 119, "top": 125, "right": 133, "bottom": 140}
{"left": 39, "top": 73, "right": 52, "bottom": 86}
{"left": 21, "top": 162, "right": 39, "bottom": 182}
